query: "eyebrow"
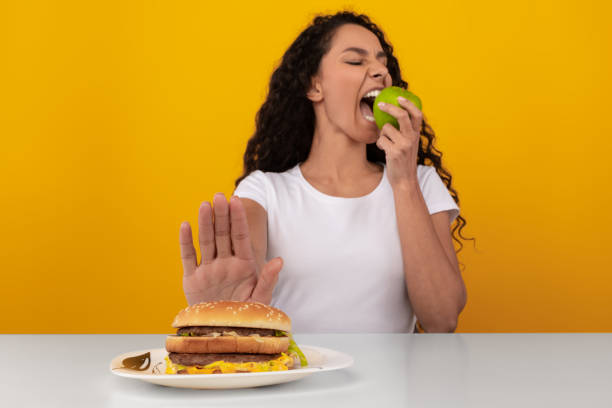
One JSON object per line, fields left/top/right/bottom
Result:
{"left": 342, "top": 47, "right": 387, "bottom": 60}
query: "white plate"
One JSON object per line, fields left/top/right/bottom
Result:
{"left": 109, "top": 345, "right": 354, "bottom": 389}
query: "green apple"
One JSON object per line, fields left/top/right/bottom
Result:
{"left": 373, "top": 86, "right": 422, "bottom": 130}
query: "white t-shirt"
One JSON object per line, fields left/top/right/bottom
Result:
{"left": 232, "top": 162, "right": 459, "bottom": 333}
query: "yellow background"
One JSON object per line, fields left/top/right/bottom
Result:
{"left": 1, "top": 1, "right": 610, "bottom": 333}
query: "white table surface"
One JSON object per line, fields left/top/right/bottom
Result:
{"left": 1, "top": 333, "right": 611, "bottom": 407}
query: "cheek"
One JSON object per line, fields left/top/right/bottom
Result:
{"left": 328, "top": 68, "right": 361, "bottom": 96}
{"left": 325, "top": 74, "right": 361, "bottom": 114}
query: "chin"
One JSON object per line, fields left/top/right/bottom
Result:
{"left": 348, "top": 132, "right": 376, "bottom": 145}
{"left": 357, "top": 126, "right": 380, "bottom": 145}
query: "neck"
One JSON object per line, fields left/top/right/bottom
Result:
{"left": 300, "top": 116, "right": 380, "bottom": 183}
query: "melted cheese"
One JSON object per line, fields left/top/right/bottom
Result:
{"left": 164, "top": 353, "right": 293, "bottom": 374}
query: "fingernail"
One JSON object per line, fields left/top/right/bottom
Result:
{"left": 397, "top": 96, "right": 406, "bottom": 103}
{"left": 377, "top": 102, "right": 386, "bottom": 108}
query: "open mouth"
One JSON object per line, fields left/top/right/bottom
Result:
{"left": 360, "top": 96, "right": 375, "bottom": 122}
{"left": 359, "top": 89, "right": 381, "bottom": 123}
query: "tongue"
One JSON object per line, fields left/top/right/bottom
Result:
{"left": 360, "top": 100, "right": 373, "bottom": 117}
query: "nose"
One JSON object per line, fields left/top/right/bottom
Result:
{"left": 370, "top": 61, "right": 389, "bottom": 79}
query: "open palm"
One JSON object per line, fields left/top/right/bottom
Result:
{"left": 179, "top": 193, "right": 282, "bottom": 305}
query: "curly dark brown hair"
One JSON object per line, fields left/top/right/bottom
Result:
{"left": 235, "top": 10, "right": 474, "bottom": 253}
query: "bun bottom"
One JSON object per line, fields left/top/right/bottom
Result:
{"left": 165, "top": 335, "right": 289, "bottom": 354}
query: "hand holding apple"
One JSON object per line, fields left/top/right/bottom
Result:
{"left": 373, "top": 86, "right": 422, "bottom": 130}
{"left": 374, "top": 88, "right": 424, "bottom": 188}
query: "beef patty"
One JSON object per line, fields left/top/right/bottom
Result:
{"left": 177, "top": 326, "right": 279, "bottom": 337}
{"left": 168, "top": 352, "right": 283, "bottom": 367}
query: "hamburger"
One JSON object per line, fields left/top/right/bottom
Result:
{"left": 164, "top": 300, "right": 307, "bottom": 374}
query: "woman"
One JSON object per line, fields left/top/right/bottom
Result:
{"left": 179, "top": 11, "right": 471, "bottom": 333}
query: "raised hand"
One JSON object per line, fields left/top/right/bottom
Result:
{"left": 179, "top": 193, "right": 282, "bottom": 305}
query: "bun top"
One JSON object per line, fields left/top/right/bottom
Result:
{"left": 171, "top": 300, "right": 291, "bottom": 332}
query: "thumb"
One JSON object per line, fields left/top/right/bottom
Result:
{"left": 250, "top": 257, "right": 283, "bottom": 304}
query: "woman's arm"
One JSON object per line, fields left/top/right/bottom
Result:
{"left": 392, "top": 181, "right": 467, "bottom": 333}
{"left": 374, "top": 98, "right": 466, "bottom": 333}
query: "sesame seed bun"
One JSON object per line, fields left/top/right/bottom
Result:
{"left": 171, "top": 300, "right": 291, "bottom": 332}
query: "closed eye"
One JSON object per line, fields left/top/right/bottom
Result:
{"left": 347, "top": 61, "right": 387, "bottom": 67}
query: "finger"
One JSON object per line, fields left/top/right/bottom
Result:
{"left": 251, "top": 257, "right": 283, "bottom": 303}
{"left": 396, "top": 97, "right": 423, "bottom": 134}
{"left": 376, "top": 133, "right": 392, "bottom": 152}
{"left": 179, "top": 222, "right": 197, "bottom": 277}
{"left": 213, "top": 193, "right": 232, "bottom": 258}
{"left": 377, "top": 101, "right": 413, "bottom": 133}
{"left": 198, "top": 201, "right": 216, "bottom": 265}
{"left": 229, "top": 196, "right": 255, "bottom": 261}
{"left": 380, "top": 123, "right": 400, "bottom": 144}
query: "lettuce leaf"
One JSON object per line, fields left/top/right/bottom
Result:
{"left": 275, "top": 330, "right": 308, "bottom": 367}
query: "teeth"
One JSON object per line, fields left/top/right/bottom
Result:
{"left": 363, "top": 113, "right": 375, "bottom": 122}
{"left": 364, "top": 89, "right": 382, "bottom": 98}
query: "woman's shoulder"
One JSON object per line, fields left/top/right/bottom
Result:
{"left": 238, "top": 164, "right": 301, "bottom": 189}
{"left": 418, "top": 164, "right": 450, "bottom": 185}
{"left": 416, "top": 163, "right": 435, "bottom": 175}
{"left": 253, "top": 164, "right": 300, "bottom": 181}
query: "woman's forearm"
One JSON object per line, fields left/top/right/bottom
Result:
{"left": 392, "top": 180, "right": 466, "bottom": 332}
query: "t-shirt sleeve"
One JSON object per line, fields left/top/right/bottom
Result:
{"left": 232, "top": 170, "right": 268, "bottom": 212}
{"left": 419, "top": 166, "right": 460, "bottom": 224}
